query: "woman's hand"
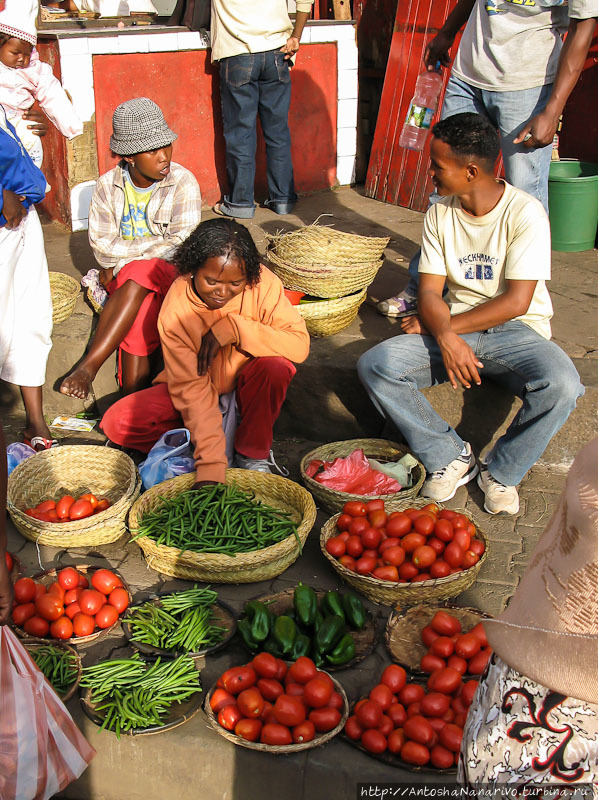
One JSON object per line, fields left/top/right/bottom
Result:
{"left": 197, "top": 330, "right": 221, "bottom": 376}
{"left": 99, "top": 267, "right": 114, "bottom": 290}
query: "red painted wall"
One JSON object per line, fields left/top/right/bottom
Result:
{"left": 93, "top": 44, "right": 338, "bottom": 205}
{"left": 36, "top": 39, "right": 71, "bottom": 226}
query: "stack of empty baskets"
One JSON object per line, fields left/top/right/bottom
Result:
{"left": 266, "top": 224, "right": 389, "bottom": 336}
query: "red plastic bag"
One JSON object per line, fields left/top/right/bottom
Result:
{"left": 313, "top": 449, "right": 401, "bottom": 495}
{"left": 0, "top": 626, "right": 95, "bottom": 800}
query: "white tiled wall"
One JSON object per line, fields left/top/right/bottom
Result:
{"left": 61, "top": 22, "right": 358, "bottom": 229}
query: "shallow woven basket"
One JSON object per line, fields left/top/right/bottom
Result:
{"left": 267, "top": 225, "right": 389, "bottom": 266}
{"left": 385, "top": 603, "right": 490, "bottom": 674}
{"left": 86, "top": 287, "right": 104, "bottom": 315}
{"left": 320, "top": 502, "right": 488, "bottom": 605}
{"left": 267, "top": 250, "right": 383, "bottom": 298}
{"left": 7, "top": 446, "right": 140, "bottom": 547}
{"left": 23, "top": 638, "right": 82, "bottom": 703}
{"left": 128, "top": 470, "right": 317, "bottom": 583}
{"left": 300, "top": 439, "right": 425, "bottom": 515}
{"left": 204, "top": 668, "right": 349, "bottom": 753}
{"left": 50, "top": 272, "right": 80, "bottom": 324}
{"left": 297, "top": 289, "right": 366, "bottom": 337}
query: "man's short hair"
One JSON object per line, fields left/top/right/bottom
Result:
{"left": 432, "top": 113, "right": 500, "bottom": 172}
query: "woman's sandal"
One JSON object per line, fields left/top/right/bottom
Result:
{"left": 24, "top": 436, "right": 59, "bottom": 451}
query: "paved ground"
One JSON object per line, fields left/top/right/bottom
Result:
{"left": 3, "top": 187, "right": 597, "bottom": 800}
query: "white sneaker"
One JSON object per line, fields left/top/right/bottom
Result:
{"left": 477, "top": 466, "right": 519, "bottom": 515}
{"left": 421, "top": 443, "right": 479, "bottom": 502}
{"left": 233, "top": 450, "right": 289, "bottom": 476}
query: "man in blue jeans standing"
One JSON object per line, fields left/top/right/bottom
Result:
{"left": 378, "top": 0, "right": 598, "bottom": 318}
{"left": 210, "top": 0, "right": 314, "bottom": 219}
{"left": 358, "top": 114, "right": 584, "bottom": 515}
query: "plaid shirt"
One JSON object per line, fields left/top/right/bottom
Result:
{"left": 88, "top": 161, "right": 201, "bottom": 274}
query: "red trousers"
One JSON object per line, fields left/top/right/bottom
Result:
{"left": 101, "top": 357, "right": 296, "bottom": 459}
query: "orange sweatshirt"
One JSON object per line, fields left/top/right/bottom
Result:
{"left": 156, "top": 266, "right": 310, "bottom": 483}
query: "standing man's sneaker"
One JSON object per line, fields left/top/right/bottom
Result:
{"left": 477, "top": 466, "right": 520, "bottom": 515}
{"left": 421, "top": 443, "right": 479, "bottom": 502}
{"left": 377, "top": 290, "right": 418, "bottom": 318}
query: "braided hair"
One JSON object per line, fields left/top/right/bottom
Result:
{"left": 173, "top": 218, "right": 262, "bottom": 286}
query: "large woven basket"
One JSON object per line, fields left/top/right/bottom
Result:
{"left": 300, "top": 439, "right": 425, "bottom": 514}
{"left": 320, "top": 501, "right": 488, "bottom": 606}
{"left": 7, "top": 446, "right": 140, "bottom": 547}
{"left": 128, "top": 470, "right": 317, "bottom": 582}
{"left": 267, "top": 250, "right": 383, "bottom": 298}
{"left": 50, "top": 272, "right": 80, "bottom": 324}
{"left": 267, "top": 225, "right": 389, "bottom": 266}
{"left": 297, "top": 289, "right": 366, "bottom": 337}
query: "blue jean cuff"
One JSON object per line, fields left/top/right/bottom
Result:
{"left": 221, "top": 197, "right": 255, "bottom": 219}
{"left": 264, "top": 198, "right": 297, "bottom": 215}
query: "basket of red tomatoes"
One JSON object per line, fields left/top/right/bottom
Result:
{"left": 7, "top": 445, "right": 140, "bottom": 547}
{"left": 204, "top": 653, "right": 349, "bottom": 753}
{"left": 320, "top": 498, "right": 487, "bottom": 605}
{"left": 11, "top": 564, "right": 131, "bottom": 645}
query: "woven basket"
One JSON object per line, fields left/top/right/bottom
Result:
{"left": 128, "top": 470, "right": 316, "bottom": 583}
{"left": 267, "top": 225, "right": 389, "bottom": 266}
{"left": 320, "top": 502, "right": 488, "bottom": 605}
{"left": 297, "top": 289, "right": 366, "bottom": 337}
{"left": 7, "top": 446, "right": 140, "bottom": 547}
{"left": 204, "top": 669, "right": 349, "bottom": 753}
{"left": 385, "top": 603, "right": 490, "bottom": 674}
{"left": 300, "top": 439, "right": 426, "bottom": 515}
{"left": 86, "top": 287, "right": 104, "bottom": 315}
{"left": 267, "top": 250, "right": 383, "bottom": 298}
{"left": 50, "top": 272, "right": 80, "bottom": 324}
{"left": 23, "top": 638, "right": 82, "bottom": 703}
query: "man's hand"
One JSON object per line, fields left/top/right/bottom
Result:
{"left": 280, "top": 36, "right": 300, "bottom": 60}
{"left": 99, "top": 267, "right": 114, "bottom": 290}
{"left": 437, "top": 330, "right": 483, "bottom": 389}
{"left": 1, "top": 189, "right": 27, "bottom": 229}
{"left": 0, "top": 560, "right": 12, "bottom": 626}
{"left": 513, "top": 108, "right": 560, "bottom": 149}
{"left": 23, "top": 106, "right": 49, "bottom": 138}
{"left": 400, "top": 315, "right": 429, "bottom": 336}
{"left": 197, "top": 329, "right": 221, "bottom": 376}
{"left": 424, "top": 30, "right": 455, "bottom": 70}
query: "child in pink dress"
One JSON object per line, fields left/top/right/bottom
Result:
{"left": 0, "top": 0, "right": 82, "bottom": 168}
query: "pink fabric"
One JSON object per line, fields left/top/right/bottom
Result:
{"left": 101, "top": 357, "right": 295, "bottom": 462}
{"left": 0, "top": 49, "right": 83, "bottom": 138}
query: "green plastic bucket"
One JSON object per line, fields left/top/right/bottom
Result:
{"left": 548, "top": 159, "right": 598, "bottom": 252}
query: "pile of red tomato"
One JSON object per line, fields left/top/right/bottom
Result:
{"left": 325, "top": 500, "right": 486, "bottom": 583}
{"left": 418, "top": 609, "right": 492, "bottom": 680}
{"left": 24, "top": 493, "right": 111, "bottom": 523}
{"left": 11, "top": 567, "right": 129, "bottom": 640}
{"left": 345, "top": 648, "right": 479, "bottom": 768}
{"left": 210, "top": 653, "right": 345, "bottom": 747}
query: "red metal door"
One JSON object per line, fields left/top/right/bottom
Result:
{"left": 365, "top": 0, "right": 461, "bottom": 211}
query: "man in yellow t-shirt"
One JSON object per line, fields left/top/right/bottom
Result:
{"left": 358, "top": 113, "right": 584, "bottom": 516}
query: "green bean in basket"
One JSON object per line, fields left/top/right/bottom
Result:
{"left": 130, "top": 484, "right": 301, "bottom": 555}
{"left": 80, "top": 653, "right": 201, "bottom": 737}
{"left": 29, "top": 644, "right": 79, "bottom": 696}
{"left": 126, "top": 586, "right": 228, "bottom": 653}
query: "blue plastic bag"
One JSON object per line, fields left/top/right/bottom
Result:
{"left": 6, "top": 443, "right": 36, "bottom": 476}
{"left": 138, "top": 429, "right": 195, "bottom": 490}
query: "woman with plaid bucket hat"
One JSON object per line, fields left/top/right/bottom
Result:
{"left": 459, "top": 436, "right": 598, "bottom": 790}
{"left": 60, "top": 98, "right": 201, "bottom": 401}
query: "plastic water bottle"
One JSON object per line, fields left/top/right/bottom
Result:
{"left": 399, "top": 64, "right": 443, "bottom": 151}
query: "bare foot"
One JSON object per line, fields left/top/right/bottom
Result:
{"left": 60, "top": 366, "right": 94, "bottom": 399}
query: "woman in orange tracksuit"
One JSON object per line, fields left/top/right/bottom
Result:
{"left": 101, "top": 218, "right": 310, "bottom": 484}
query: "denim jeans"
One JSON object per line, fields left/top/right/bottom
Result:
{"left": 357, "top": 321, "right": 584, "bottom": 486}
{"left": 402, "top": 74, "right": 553, "bottom": 297}
{"left": 219, "top": 49, "right": 298, "bottom": 218}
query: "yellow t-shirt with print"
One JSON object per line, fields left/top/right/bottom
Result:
{"left": 120, "top": 173, "right": 156, "bottom": 240}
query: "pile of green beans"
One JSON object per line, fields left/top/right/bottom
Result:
{"left": 29, "top": 644, "right": 79, "bottom": 696}
{"left": 80, "top": 654, "right": 201, "bottom": 737}
{"left": 131, "top": 484, "right": 300, "bottom": 555}
{"left": 126, "top": 586, "right": 227, "bottom": 653}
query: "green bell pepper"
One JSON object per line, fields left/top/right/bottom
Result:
{"left": 315, "top": 614, "right": 346, "bottom": 655}
{"left": 326, "top": 633, "right": 356, "bottom": 666}
{"left": 293, "top": 583, "right": 317, "bottom": 627}
{"left": 342, "top": 593, "right": 367, "bottom": 630}
{"left": 244, "top": 600, "right": 272, "bottom": 643}
{"left": 290, "top": 633, "right": 311, "bottom": 660}
{"left": 272, "top": 615, "right": 297, "bottom": 655}
{"left": 321, "top": 591, "right": 345, "bottom": 621}
{"left": 237, "top": 617, "right": 259, "bottom": 651}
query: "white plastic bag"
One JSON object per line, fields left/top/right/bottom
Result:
{"left": 0, "top": 627, "right": 95, "bottom": 800}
